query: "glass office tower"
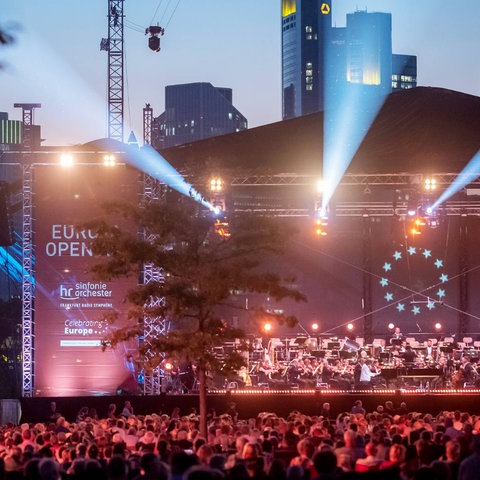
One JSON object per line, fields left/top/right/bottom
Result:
{"left": 281, "top": 0, "right": 332, "bottom": 120}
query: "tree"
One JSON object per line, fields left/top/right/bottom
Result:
{"left": 84, "top": 194, "right": 306, "bottom": 436}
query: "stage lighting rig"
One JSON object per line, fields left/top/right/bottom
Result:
{"left": 209, "top": 177, "right": 226, "bottom": 216}
{"left": 145, "top": 25, "right": 165, "bottom": 52}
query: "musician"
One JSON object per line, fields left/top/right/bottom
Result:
{"left": 424, "top": 339, "right": 436, "bottom": 362}
{"left": 258, "top": 356, "right": 274, "bottom": 382}
{"left": 389, "top": 326, "right": 404, "bottom": 345}
{"left": 359, "top": 358, "right": 380, "bottom": 388}
{"left": 237, "top": 366, "right": 252, "bottom": 387}
{"left": 399, "top": 344, "right": 417, "bottom": 365}
{"left": 460, "top": 354, "right": 475, "bottom": 386}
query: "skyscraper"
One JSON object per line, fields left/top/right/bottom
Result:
{"left": 153, "top": 82, "right": 247, "bottom": 149}
{"left": 345, "top": 10, "right": 392, "bottom": 95}
{"left": 281, "top": 0, "right": 332, "bottom": 120}
{"left": 392, "top": 54, "right": 417, "bottom": 91}
{"left": 281, "top": 2, "right": 412, "bottom": 119}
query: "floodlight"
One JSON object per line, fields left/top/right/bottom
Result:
{"left": 59, "top": 154, "right": 74, "bottom": 167}
{"left": 103, "top": 154, "right": 116, "bottom": 167}
{"left": 424, "top": 178, "right": 437, "bottom": 191}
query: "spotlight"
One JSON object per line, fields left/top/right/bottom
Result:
{"left": 164, "top": 362, "right": 173, "bottom": 371}
{"left": 103, "top": 154, "right": 116, "bottom": 167}
{"left": 424, "top": 178, "right": 437, "bottom": 191}
{"left": 434, "top": 322, "right": 442, "bottom": 331}
{"left": 263, "top": 322, "right": 272, "bottom": 333}
{"left": 210, "top": 178, "right": 224, "bottom": 193}
{"left": 314, "top": 218, "right": 328, "bottom": 237}
{"left": 347, "top": 323, "right": 354, "bottom": 331}
{"left": 145, "top": 25, "right": 165, "bottom": 52}
{"left": 60, "top": 154, "right": 74, "bottom": 167}
{"left": 388, "top": 323, "right": 395, "bottom": 330}
{"left": 311, "top": 322, "right": 319, "bottom": 331}
{"left": 407, "top": 208, "right": 417, "bottom": 217}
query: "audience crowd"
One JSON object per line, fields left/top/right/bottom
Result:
{"left": 0, "top": 399, "right": 479, "bottom": 480}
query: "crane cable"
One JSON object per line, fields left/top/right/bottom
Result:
{"left": 151, "top": 0, "right": 182, "bottom": 29}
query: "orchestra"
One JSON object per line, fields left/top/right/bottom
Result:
{"left": 155, "top": 334, "right": 480, "bottom": 392}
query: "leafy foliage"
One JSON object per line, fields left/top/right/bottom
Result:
{"left": 83, "top": 195, "right": 306, "bottom": 374}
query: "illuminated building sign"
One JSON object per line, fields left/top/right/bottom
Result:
{"left": 33, "top": 164, "right": 138, "bottom": 396}
{"left": 282, "top": 0, "right": 296, "bottom": 17}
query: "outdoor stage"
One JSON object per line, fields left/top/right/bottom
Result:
{"left": 14, "top": 387, "right": 480, "bottom": 424}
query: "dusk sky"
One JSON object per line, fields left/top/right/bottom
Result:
{"left": 1, "top": 0, "right": 479, "bottom": 146}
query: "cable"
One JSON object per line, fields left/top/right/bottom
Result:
{"left": 150, "top": 0, "right": 166, "bottom": 26}
{"left": 124, "top": 40, "right": 132, "bottom": 133}
{"left": 158, "top": 0, "right": 173, "bottom": 25}
{"left": 165, "top": 0, "right": 182, "bottom": 29}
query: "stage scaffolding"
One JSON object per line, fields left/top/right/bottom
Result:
{"left": 5, "top": 150, "right": 479, "bottom": 397}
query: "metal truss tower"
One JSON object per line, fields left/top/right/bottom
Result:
{"left": 106, "top": 0, "right": 124, "bottom": 142}
{"left": 142, "top": 174, "right": 168, "bottom": 395}
{"left": 143, "top": 104, "right": 153, "bottom": 146}
{"left": 21, "top": 164, "right": 34, "bottom": 396}
{"left": 14, "top": 103, "right": 41, "bottom": 397}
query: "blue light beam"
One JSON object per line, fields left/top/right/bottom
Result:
{"left": 323, "top": 84, "right": 388, "bottom": 212}
{"left": 322, "top": 15, "right": 391, "bottom": 211}
{"left": 127, "top": 145, "right": 216, "bottom": 211}
{"left": 430, "top": 149, "right": 480, "bottom": 210}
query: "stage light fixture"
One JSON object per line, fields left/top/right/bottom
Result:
{"left": 311, "top": 322, "right": 319, "bottom": 331}
{"left": 145, "top": 25, "right": 165, "bottom": 52}
{"left": 424, "top": 178, "right": 437, "bottom": 191}
{"left": 434, "top": 322, "right": 442, "bottom": 331}
{"left": 103, "top": 154, "right": 116, "bottom": 167}
{"left": 210, "top": 178, "right": 224, "bottom": 193}
{"left": 388, "top": 323, "right": 395, "bottom": 330}
{"left": 347, "top": 323, "right": 354, "bottom": 331}
{"left": 59, "top": 153, "right": 74, "bottom": 167}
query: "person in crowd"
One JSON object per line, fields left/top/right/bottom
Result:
{"left": 120, "top": 401, "right": 134, "bottom": 418}
{"left": 354, "top": 442, "right": 383, "bottom": 472}
{"left": 46, "top": 402, "right": 62, "bottom": 424}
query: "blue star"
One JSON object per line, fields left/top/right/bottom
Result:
{"left": 434, "top": 259, "right": 443, "bottom": 269}
{"left": 384, "top": 292, "right": 393, "bottom": 302}
{"left": 412, "top": 306, "right": 420, "bottom": 315}
{"left": 383, "top": 262, "right": 392, "bottom": 272}
{"left": 408, "top": 247, "right": 417, "bottom": 255}
{"left": 396, "top": 303, "right": 405, "bottom": 312}
{"left": 427, "top": 300, "right": 436, "bottom": 310}
{"left": 437, "top": 288, "right": 446, "bottom": 299}
{"left": 422, "top": 249, "right": 432, "bottom": 259}
{"left": 380, "top": 278, "right": 389, "bottom": 287}
{"left": 440, "top": 273, "right": 448, "bottom": 283}
{"left": 393, "top": 251, "right": 402, "bottom": 261}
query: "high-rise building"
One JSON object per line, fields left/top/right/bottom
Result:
{"left": 281, "top": 0, "right": 332, "bottom": 120}
{"left": 153, "top": 82, "right": 247, "bottom": 149}
{"left": 281, "top": 2, "right": 415, "bottom": 119}
{"left": 392, "top": 54, "right": 417, "bottom": 91}
{"left": 345, "top": 10, "right": 392, "bottom": 95}
{"left": 0, "top": 112, "right": 23, "bottom": 149}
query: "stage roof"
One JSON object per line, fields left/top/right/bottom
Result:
{"left": 160, "top": 87, "right": 480, "bottom": 175}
